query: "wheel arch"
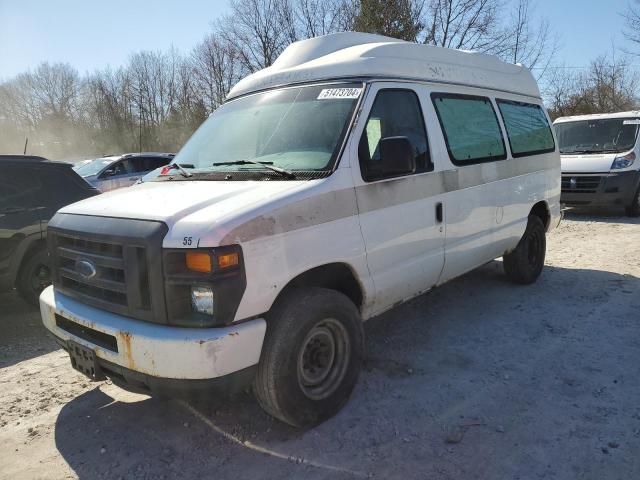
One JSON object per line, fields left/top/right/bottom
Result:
{"left": 530, "top": 201, "right": 551, "bottom": 231}
{"left": 269, "top": 262, "right": 365, "bottom": 315}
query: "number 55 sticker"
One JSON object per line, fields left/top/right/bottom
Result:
{"left": 183, "top": 236, "right": 193, "bottom": 246}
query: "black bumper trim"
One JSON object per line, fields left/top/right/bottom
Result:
{"left": 97, "top": 359, "right": 256, "bottom": 398}
{"left": 561, "top": 170, "right": 640, "bottom": 206}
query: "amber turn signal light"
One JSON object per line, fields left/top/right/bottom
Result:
{"left": 217, "top": 252, "right": 239, "bottom": 269}
{"left": 186, "top": 252, "right": 212, "bottom": 273}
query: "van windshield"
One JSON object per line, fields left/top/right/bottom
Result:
{"left": 555, "top": 118, "right": 639, "bottom": 154}
{"left": 165, "top": 84, "right": 363, "bottom": 179}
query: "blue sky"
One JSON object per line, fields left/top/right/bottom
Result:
{"left": 0, "top": 0, "right": 637, "bottom": 80}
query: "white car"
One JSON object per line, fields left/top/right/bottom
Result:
{"left": 40, "top": 33, "right": 560, "bottom": 427}
{"left": 554, "top": 112, "right": 640, "bottom": 216}
{"left": 74, "top": 153, "right": 174, "bottom": 192}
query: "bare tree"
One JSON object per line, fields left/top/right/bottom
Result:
{"left": 423, "top": 0, "right": 504, "bottom": 51}
{"left": 543, "top": 54, "right": 639, "bottom": 119}
{"left": 218, "top": 0, "right": 296, "bottom": 72}
{"left": 191, "top": 33, "right": 245, "bottom": 112}
{"left": 294, "top": 0, "right": 357, "bottom": 37}
{"left": 502, "top": 0, "right": 558, "bottom": 77}
{"left": 622, "top": 0, "right": 640, "bottom": 48}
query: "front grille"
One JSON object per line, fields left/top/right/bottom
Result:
{"left": 56, "top": 234, "right": 131, "bottom": 307}
{"left": 48, "top": 214, "right": 168, "bottom": 324}
{"left": 561, "top": 175, "right": 602, "bottom": 193}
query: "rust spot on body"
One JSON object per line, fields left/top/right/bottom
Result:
{"left": 118, "top": 331, "right": 135, "bottom": 369}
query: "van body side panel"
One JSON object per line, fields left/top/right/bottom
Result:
{"left": 347, "top": 82, "right": 446, "bottom": 316}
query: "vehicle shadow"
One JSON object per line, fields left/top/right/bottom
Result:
{"left": 563, "top": 207, "right": 640, "bottom": 224}
{"left": 0, "top": 291, "right": 58, "bottom": 368}
{"left": 53, "top": 261, "right": 640, "bottom": 479}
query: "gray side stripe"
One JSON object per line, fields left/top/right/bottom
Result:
{"left": 221, "top": 156, "right": 559, "bottom": 244}
{"left": 221, "top": 188, "right": 358, "bottom": 244}
{"left": 356, "top": 156, "right": 558, "bottom": 213}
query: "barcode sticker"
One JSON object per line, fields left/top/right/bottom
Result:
{"left": 317, "top": 88, "right": 362, "bottom": 100}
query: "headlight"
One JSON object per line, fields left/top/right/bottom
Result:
{"left": 612, "top": 152, "right": 636, "bottom": 169}
{"left": 163, "top": 245, "right": 246, "bottom": 327}
{"left": 191, "top": 286, "right": 214, "bottom": 315}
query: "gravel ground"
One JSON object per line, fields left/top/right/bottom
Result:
{"left": 1, "top": 210, "right": 639, "bottom": 480}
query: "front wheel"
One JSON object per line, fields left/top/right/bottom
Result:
{"left": 253, "top": 288, "right": 364, "bottom": 428}
{"left": 16, "top": 247, "right": 51, "bottom": 306}
{"left": 503, "top": 215, "right": 546, "bottom": 285}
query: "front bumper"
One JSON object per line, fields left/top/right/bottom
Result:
{"left": 40, "top": 286, "right": 266, "bottom": 389}
{"left": 561, "top": 170, "right": 640, "bottom": 207}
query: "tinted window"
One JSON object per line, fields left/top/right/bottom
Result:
{"left": 359, "top": 89, "right": 430, "bottom": 181}
{"left": 497, "top": 100, "right": 555, "bottom": 157}
{"left": 0, "top": 167, "right": 41, "bottom": 211}
{"left": 431, "top": 93, "right": 506, "bottom": 164}
{"left": 148, "top": 157, "right": 171, "bottom": 170}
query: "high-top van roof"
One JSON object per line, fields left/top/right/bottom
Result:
{"left": 554, "top": 111, "right": 640, "bottom": 124}
{"left": 227, "top": 32, "right": 540, "bottom": 100}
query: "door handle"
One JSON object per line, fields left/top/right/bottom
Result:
{"left": 435, "top": 202, "right": 443, "bottom": 223}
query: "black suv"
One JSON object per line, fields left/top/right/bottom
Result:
{"left": 0, "top": 156, "right": 99, "bottom": 304}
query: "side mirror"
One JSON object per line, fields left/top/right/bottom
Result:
{"left": 379, "top": 136, "right": 416, "bottom": 176}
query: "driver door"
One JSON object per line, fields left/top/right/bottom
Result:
{"left": 349, "top": 83, "right": 446, "bottom": 314}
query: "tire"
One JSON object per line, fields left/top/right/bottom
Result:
{"left": 503, "top": 215, "right": 546, "bottom": 285}
{"left": 253, "top": 287, "right": 364, "bottom": 428}
{"left": 625, "top": 187, "right": 640, "bottom": 217}
{"left": 16, "top": 247, "right": 51, "bottom": 306}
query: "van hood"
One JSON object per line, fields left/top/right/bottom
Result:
{"left": 59, "top": 179, "right": 309, "bottom": 230}
{"left": 560, "top": 153, "right": 616, "bottom": 173}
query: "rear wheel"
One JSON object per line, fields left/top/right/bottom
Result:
{"left": 253, "top": 288, "right": 364, "bottom": 428}
{"left": 16, "top": 247, "right": 51, "bottom": 306}
{"left": 503, "top": 215, "right": 546, "bottom": 285}
{"left": 625, "top": 188, "right": 640, "bottom": 217}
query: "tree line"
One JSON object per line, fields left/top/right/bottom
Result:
{"left": 0, "top": 0, "right": 637, "bottom": 159}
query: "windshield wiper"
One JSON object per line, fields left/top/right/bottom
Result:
{"left": 213, "top": 160, "right": 296, "bottom": 179}
{"left": 165, "top": 163, "right": 193, "bottom": 178}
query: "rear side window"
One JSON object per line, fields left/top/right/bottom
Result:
{"left": 431, "top": 93, "right": 506, "bottom": 164}
{"left": 359, "top": 89, "right": 431, "bottom": 181}
{"left": 497, "top": 100, "right": 555, "bottom": 157}
{"left": 0, "top": 167, "right": 40, "bottom": 210}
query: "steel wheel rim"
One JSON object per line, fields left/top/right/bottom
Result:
{"left": 297, "top": 318, "right": 350, "bottom": 400}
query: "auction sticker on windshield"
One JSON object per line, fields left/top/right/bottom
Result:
{"left": 317, "top": 88, "right": 362, "bottom": 100}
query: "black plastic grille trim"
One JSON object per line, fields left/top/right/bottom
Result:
{"left": 55, "top": 314, "right": 119, "bottom": 352}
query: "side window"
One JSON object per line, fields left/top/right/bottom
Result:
{"left": 359, "top": 89, "right": 431, "bottom": 181}
{"left": 0, "top": 167, "right": 39, "bottom": 211}
{"left": 130, "top": 157, "right": 151, "bottom": 173}
{"left": 149, "top": 157, "right": 172, "bottom": 170}
{"left": 431, "top": 93, "right": 506, "bottom": 164}
{"left": 496, "top": 100, "right": 555, "bottom": 157}
{"left": 101, "top": 160, "right": 130, "bottom": 178}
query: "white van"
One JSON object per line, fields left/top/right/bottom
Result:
{"left": 554, "top": 112, "right": 640, "bottom": 216}
{"left": 40, "top": 33, "right": 561, "bottom": 427}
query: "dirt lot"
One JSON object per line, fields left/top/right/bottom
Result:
{"left": 1, "top": 211, "right": 639, "bottom": 480}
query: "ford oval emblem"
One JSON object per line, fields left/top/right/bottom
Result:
{"left": 75, "top": 259, "right": 97, "bottom": 280}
